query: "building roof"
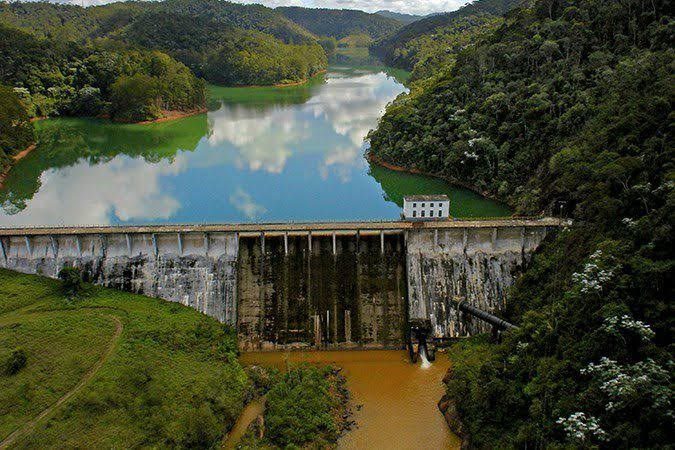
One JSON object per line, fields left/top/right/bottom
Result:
{"left": 404, "top": 195, "right": 450, "bottom": 202}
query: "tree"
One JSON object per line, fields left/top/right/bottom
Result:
{"left": 58, "top": 266, "right": 83, "bottom": 298}
{"left": 4, "top": 349, "right": 27, "bottom": 376}
{"left": 0, "top": 85, "right": 35, "bottom": 171}
{"left": 109, "top": 74, "right": 161, "bottom": 123}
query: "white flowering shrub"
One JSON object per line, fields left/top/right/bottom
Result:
{"left": 572, "top": 250, "right": 617, "bottom": 294}
{"left": 463, "top": 150, "right": 479, "bottom": 160}
{"left": 581, "top": 357, "right": 673, "bottom": 417}
{"left": 468, "top": 137, "right": 488, "bottom": 148}
{"left": 621, "top": 217, "right": 637, "bottom": 229}
{"left": 556, "top": 412, "right": 607, "bottom": 443}
{"left": 601, "top": 314, "right": 655, "bottom": 342}
{"left": 516, "top": 342, "right": 530, "bottom": 352}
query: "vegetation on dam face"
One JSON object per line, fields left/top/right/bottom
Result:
{"left": 237, "top": 233, "right": 408, "bottom": 351}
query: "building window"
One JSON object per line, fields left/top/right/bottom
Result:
{"left": 439, "top": 210, "right": 442, "bottom": 216}
{"left": 421, "top": 211, "right": 425, "bottom": 217}
{"left": 422, "top": 203, "right": 425, "bottom": 207}
{"left": 430, "top": 211, "right": 434, "bottom": 217}
{"left": 413, "top": 203, "right": 417, "bottom": 208}
{"left": 430, "top": 203, "right": 434, "bottom": 208}
{"left": 412, "top": 211, "right": 417, "bottom": 218}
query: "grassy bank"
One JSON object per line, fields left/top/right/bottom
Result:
{"left": 0, "top": 269, "right": 248, "bottom": 448}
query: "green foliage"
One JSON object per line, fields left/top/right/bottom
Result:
{"left": 4, "top": 349, "right": 27, "bottom": 376}
{"left": 0, "top": 0, "right": 329, "bottom": 89}
{"left": 264, "top": 365, "right": 340, "bottom": 448}
{"left": 116, "top": 11, "right": 326, "bottom": 86}
{"left": 371, "top": 0, "right": 522, "bottom": 69}
{"left": 0, "top": 268, "right": 248, "bottom": 447}
{"left": 58, "top": 267, "right": 84, "bottom": 298}
{"left": 318, "top": 36, "right": 338, "bottom": 58}
{"left": 369, "top": 0, "right": 674, "bottom": 447}
{"left": 157, "top": 0, "right": 316, "bottom": 45}
{"left": 0, "top": 25, "right": 206, "bottom": 122}
{"left": 277, "top": 6, "right": 402, "bottom": 41}
{"left": 406, "top": 16, "right": 503, "bottom": 82}
{"left": 375, "top": 10, "right": 423, "bottom": 25}
{"left": 338, "top": 33, "right": 374, "bottom": 48}
{"left": 245, "top": 365, "right": 281, "bottom": 398}
{"left": 109, "top": 75, "right": 160, "bottom": 123}
{"left": 204, "top": 34, "right": 326, "bottom": 86}
{"left": 0, "top": 0, "right": 315, "bottom": 45}
{"left": 0, "top": 84, "right": 35, "bottom": 172}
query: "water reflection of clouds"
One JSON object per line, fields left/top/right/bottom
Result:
{"left": 0, "top": 69, "right": 408, "bottom": 225}
{"left": 305, "top": 73, "right": 396, "bottom": 146}
{"left": 319, "top": 145, "right": 367, "bottom": 183}
{"left": 205, "top": 71, "right": 405, "bottom": 179}
{"left": 207, "top": 105, "right": 308, "bottom": 174}
{"left": 0, "top": 155, "right": 187, "bottom": 226}
{"left": 229, "top": 187, "right": 267, "bottom": 220}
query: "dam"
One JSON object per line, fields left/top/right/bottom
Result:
{"left": 0, "top": 219, "right": 562, "bottom": 349}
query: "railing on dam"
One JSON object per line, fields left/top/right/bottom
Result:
{"left": 0, "top": 217, "right": 566, "bottom": 237}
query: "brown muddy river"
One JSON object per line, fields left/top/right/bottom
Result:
{"left": 240, "top": 350, "right": 460, "bottom": 450}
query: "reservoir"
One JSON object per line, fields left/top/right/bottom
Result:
{"left": 0, "top": 66, "right": 509, "bottom": 227}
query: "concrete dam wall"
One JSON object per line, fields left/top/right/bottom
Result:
{"left": 406, "top": 226, "right": 548, "bottom": 338}
{"left": 0, "top": 220, "right": 560, "bottom": 349}
{"left": 237, "top": 233, "right": 406, "bottom": 351}
{"left": 0, "top": 232, "right": 239, "bottom": 324}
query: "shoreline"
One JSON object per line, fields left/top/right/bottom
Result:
{"left": 366, "top": 152, "right": 510, "bottom": 208}
{"left": 134, "top": 108, "right": 207, "bottom": 125}
{"left": 0, "top": 143, "right": 37, "bottom": 189}
{"left": 225, "top": 70, "right": 328, "bottom": 89}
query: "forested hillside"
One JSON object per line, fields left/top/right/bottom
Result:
{"left": 375, "top": 10, "right": 423, "bottom": 25}
{"left": 0, "top": 0, "right": 327, "bottom": 88}
{"left": 371, "top": 0, "right": 522, "bottom": 69}
{"left": 0, "top": 85, "right": 35, "bottom": 177}
{"left": 117, "top": 12, "right": 326, "bottom": 86}
{"left": 0, "top": 0, "right": 315, "bottom": 44}
{"left": 277, "top": 7, "right": 402, "bottom": 41}
{"left": 0, "top": 25, "right": 206, "bottom": 122}
{"left": 369, "top": 0, "right": 673, "bottom": 447}
{"left": 403, "top": 15, "right": 503, "bottom": 82}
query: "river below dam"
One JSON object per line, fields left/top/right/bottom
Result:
{"left": 240, "top": 350, "right": 460, "bottom": 450}
{"left": 0, "top": 66, "right": 509, "bottom": 227}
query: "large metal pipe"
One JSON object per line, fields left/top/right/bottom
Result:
{"left": 452, "top": 298, "right": 518, "bottom": 331}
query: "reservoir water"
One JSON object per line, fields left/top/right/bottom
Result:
{"left": 0, "top": 66, "right": 509, "bottom": 227}
{"left": 240, "top": 350, "right": 460, "bottom": 450}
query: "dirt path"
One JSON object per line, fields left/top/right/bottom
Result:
{"left": 0, "top": 315, "right": 123, "bottom": 449}
{"left": 221, "top": 397, "right": 266, "bottom": 449}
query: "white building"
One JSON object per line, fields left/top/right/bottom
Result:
{"left": 403, "top": 195, "right": 450, "bottom": 220}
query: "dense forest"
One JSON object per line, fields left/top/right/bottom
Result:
{"left": 369, "top": 0, "right": 673, "bottom": 447}
{"left": 0, "top": 25, "right": 206, "bottom": 123}
{"left": 277, "top": 7, "right": 402, "bottom": 41}
{"left": 0, "top": 0, "right": 328, "bottom": 90}
{"left": 117, "top": 12, "right": 326, "bottom": 86}
{"left": 0, "top": 85, "right": 34, "bottom": 177}
{"left": 375, "top": 10, "right": 424, "bottom": 25}
{"left": 403, "top": 15, "right": 503, "bottom": 82}
{"left": 371, "top": 0, "right": 521, "bottom": 69}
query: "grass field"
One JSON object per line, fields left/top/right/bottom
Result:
{"left": 0, "top": 269, "right": 248, "bottom": 449}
